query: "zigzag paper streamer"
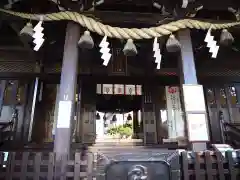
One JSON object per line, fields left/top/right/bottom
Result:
{"left": 99, "top": 36, "right": 111, "bottom": 66}
{"left": 204, "top": 28, "right": 219, "bottom": 58}
{"left": 153, "top": 37, "right": 162, "bottom": 69}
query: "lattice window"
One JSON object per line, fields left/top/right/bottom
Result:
{"left": 206, "top": 88, "right": 216, "bottom": 108}
{"left": 3, "top": 81, "right": 26, "bottom": 105}
{"left": 111, "top": 48, "right": 127, "bottom": 74}
{"left": 219, "top": 88, "right": 227, "bottom": 107}
{"left": 227, "top": 86, "right": 238, "bottom": 106}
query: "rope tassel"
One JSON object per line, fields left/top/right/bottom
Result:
{"left": 20, "top": 22, "right": 34, "bottom": 41}
{"left": 20, "top": 22, "right": 33, "bottom": 36}
{"left": 78, "top": 31, "right": 94, "bottom": 49}
{"left": 166, "top": 34, "right": 181, "bottom": 53}
{"left": 123, "top": 39, "right": 137, "bottom": 56}
{"left": 220, "top": 29, "right": 234, "bottom": 46}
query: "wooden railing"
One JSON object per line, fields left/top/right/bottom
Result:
{"left": 0, "top": 151, "right": 97, "bottom": 180}
{"left": 0, "top": 150, "right": 239, "bottom": 180}
{"left": 223, "top": 122, "right": 240, "bottom": 147}
{"left": 180, "top": 151, "right": 240, "bottom": 180}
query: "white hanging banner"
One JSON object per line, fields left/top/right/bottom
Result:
{"left": 96, "top": 84, "right": 102, "bottom": 94}
{"left": 187, "top": 113, "right": 209, "bottom": 142}
{"left": 181, "top": 0, "right": 188, "bottom": 8}
{"left": 56, "top": 101, "right": 72, "bottom": 128}
{"left": 125, "top": 85, "right": 136, "bottom": 95}
{"left": 136, "top": 85, "right": 142, "bottom": 95}
{"left": 165, "top": 86, "right": 184, "bottom": 139}
{"left": 114, "top": 84, "right": 124, "bottom": 95}
{"left": 102, "top": 84, "right": 113, "bottom": 94}
{"left": 182, "top": 85, "right": 206, "bottom": 112}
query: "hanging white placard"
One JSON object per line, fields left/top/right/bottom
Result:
{"left": 114, "top": 84, "right": 124, "bottom": 95}
{"left": 125, "top": 85, "right": 136, "bottom": 95}
{"left": 102, "top": 84, "right": 113, "bottom": 94}
{"left": 96, "top": 84, "right": 102, "bottom": 94}
{"left": 165, "top": 86, "right": 184, "bottom": 139}
{"left": 56, "top": 101, "right": 72, "bottom": 128}
{"left": 182, "top": 85, "right": 206, "bottom": 112}
{"left": 187, "top": 113, "right": 209, "bottom": 142}
{"left": 136, "top": 85, "right": 142, "bottom": 95}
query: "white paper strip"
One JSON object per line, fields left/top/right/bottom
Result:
{"left": 57, "top": 101, "right": 72, "bottom": 128}
{"left": 136, "top": 85, "right": 142, "bottom": 95}
{"left": 102, "top": 84, "right": 113, "bottom": 94}
{"left": 165, "top": 86, "right": 184, "bottom": 139}
{"left": 125, "top": 85, "right": 136, "bottom": 95}
{"left": 182, "top": 85, "right": 206, "bottom": 112}
{"left": 114, "top": 84, "right": 124, "bottom": 95}
{"left": 96, "top": 84, "right": 102, "bottom": 94}
{"left": 187, "top": 113, "right": 209, "bottom": 142}
{"left": 182, "top": 0, "right": 188, "bottom": 8}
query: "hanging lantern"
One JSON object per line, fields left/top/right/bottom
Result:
{"left": 78, "top": 31, "right": 94, "bottom": 49}
{"left": 127, "top": 114, "right": 132, "bottom": 121}
{"left": 220, "top": 29, "right": 234, "bottom": 46}
{"left": 166, "top": 34, "right": 181, "bottom": 52}
{"left": 96, "top": 112, "right": 100, "bottom": 120}
{"left": 20, "top": 22, "right": 34, "bottom": 40}
{"left": 123, "top": 39, "right": 138, "bottom": 56}
{"left": 103, "top": 113, "right": 107, "bottom": 121}
{"left": 112, "top": 114, "right": 117, "bottom": 122}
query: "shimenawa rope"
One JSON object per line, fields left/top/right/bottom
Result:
{"left": 0, "top": 8, "right": 239, "bottom": 40}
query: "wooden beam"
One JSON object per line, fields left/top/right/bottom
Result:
{"left": 0, "top": 80, "right": 7, "bottom": 117}
{"left": 8, "top": 22, "right": 36, "bottom": 60}
{"left": 1, "top": 10, "right": 174, "bottom": 26}
{"left": 0, "top": 46, "right": 27, "bottom": 51}
{"left": 82, "top": 11, "right": 174, "bottom": 25}
{"left": 0, "top": 49, "right": 32, "bottom": 61}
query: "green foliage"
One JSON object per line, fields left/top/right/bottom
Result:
{"left": 118, "top": 126, "right": 132, "bottom": 137}
{"left": 107, "top": 127, "right": 118, "bottom": 135}
{"left": 106, "top": 123, "right": 133, "bottom": 138}
{"left": 123, "top": 123, "right": 132, "bottom": 128}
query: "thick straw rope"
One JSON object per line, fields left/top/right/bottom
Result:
{"left": 0, "top": 8, "right": 239, "bottom": 40}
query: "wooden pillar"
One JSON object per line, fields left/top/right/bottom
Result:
{"left": 178, "top": 29, "right": 209, "bottom": 151}
{"left": 132, "top": 110, "right": 139, "bottom": 138}
{"left": 153, "top": 86, "right": 164, "bottom": 144}
{"left": 54, "top": 23, "right": 80, "bottom": 156}
{"left": 0, "top": 80, "right": 7, "bottom": 116}
{"left": 74, "top": 82, "right": 82, "bottom": 143}
{"left": 80, "top": 82, "right": 96, "bottom": 144}
{"left": 52, "top": 85, "right": 60, "bottom": 139}
{"left": 142, "top": 85, "right": 157, "bottom": 145}
{"left": 10, "top": 80, "right": 19, "bottom": 141}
